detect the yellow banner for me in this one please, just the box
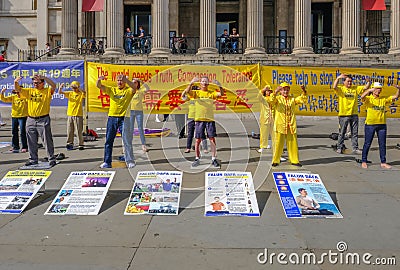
[86,62,260,113]
[261,66,400,117]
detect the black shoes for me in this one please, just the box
[25,160,38,166]
[272,163,279,167]
[291,163,302,167]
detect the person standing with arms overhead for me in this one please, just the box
[266,82,307,167]
[123,79,149,168]
[258,84,274,153]
[58,81,85,151]
[96,74,139,168]
[333,74,371,154]
[360,82,400,169]
[0,88,28,153]
[182,76,224,168]
[14,75,57,167]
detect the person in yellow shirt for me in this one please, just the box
[360,82,400,169]
[333,74,371,154]
[0,88,28,153]
[258,84,274,153]
[58,81,85,151]
[182,76,224,168]
[181,91,208,154]
[267,82,307,167]
[122,80,149,168]
[14,74,57,167]
[96,74,140,168]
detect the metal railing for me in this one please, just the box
[216,36,246,54]
[78,37,106,55]
[170,37,199,54]
[124,36,152,55]
[18,46,60,62]
[361,35,390,54]
[312,35,342,54]
[264,36,294,54]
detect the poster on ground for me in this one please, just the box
[0,170,51,214]
[205,172,260,217]
[44,171,115,215]
[273,172,342,218]
[124,171,182,215]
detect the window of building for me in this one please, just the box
[28,39,37,51]
[32,0,37,10]
[0,39,8,52]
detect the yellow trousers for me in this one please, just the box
[273,132,299,164]
[259,122,274,149]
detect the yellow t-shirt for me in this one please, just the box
[130,89,145,111]
[267,93,307,134]
[192,90,218,122]
[364,95,393,125]
[258,91,273,125]
[187,97,196,119]
[20,87,53,117]
[104,85,134,117]
[335,85,364,116]
[0,93,28,118]
[64,91,85,117]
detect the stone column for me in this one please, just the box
[103,0,124,57]
[389,0,400,54]
[340,0,362,54]
[58,0,78,55]
[150,0,170,57]
[244,0,266,55]
[292,0,313,54]
[37,0,49,51]
[197,0,218,56]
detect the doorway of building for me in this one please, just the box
[124,5,152,36]
[216,13,239,53]
[311,3,334,53]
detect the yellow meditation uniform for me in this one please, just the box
[0,93,28,118]
[103,85,134,117]
[64,91,85,117]
[335,85,365,116]
[19,88,53,117]
[192,90,218,122]
[258,91,274,149]
[364,95,393,125]
[267,93,307,164]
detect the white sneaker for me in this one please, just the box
[266,145,271,149]
[280,157,287,162]
[155,114,161,122]
[257,148,263,153]
[100,162,111,168]
[127,162,136,168]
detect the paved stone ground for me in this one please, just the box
[0,110,399,270]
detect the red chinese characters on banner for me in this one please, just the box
[97,90,110,108]
[144,90,162,111]
[215,94,231,111]
[165,89,185,110]
[234,89,253,109]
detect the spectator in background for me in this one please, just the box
[0,50,7,62]
[45,43,51,56]
[98,40,104,54]
[229,28,239,53]
[139,26,146,53]
[177,33,188,54]
[219,29,230,54]
[124,27,133,54]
